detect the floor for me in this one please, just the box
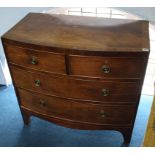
[0,85,153,147]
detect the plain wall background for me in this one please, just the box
[118,7,155,24]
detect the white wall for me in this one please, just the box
[118,7,155,24]
[0,7,51,85]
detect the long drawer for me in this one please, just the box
[18,88,136,125]
[10,66,140,103]
[5,45,66,74]
[70,55,146,79]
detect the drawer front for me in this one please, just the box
[11,66,140,103]
[70,55,146,79]
[5,45,66,74]
[19,89,135,125]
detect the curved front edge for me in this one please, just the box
[21,107,133,144]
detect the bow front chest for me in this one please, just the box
[1,13,150,143]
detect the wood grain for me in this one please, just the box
[1,13,150,144]
[70,55,147,79]
[18,88,136,125]
[5,44,66,74]
[2,13,150,52]
[10,65,141,103]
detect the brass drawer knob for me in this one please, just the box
[100,110,107,118]
[101,88,109,96]
[34,79,41,87]
[101,65,110,73]
[39,100,47,107]
[31,56,38,65]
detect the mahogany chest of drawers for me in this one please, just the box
[1,13,150,143]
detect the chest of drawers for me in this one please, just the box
[1,13,150,143]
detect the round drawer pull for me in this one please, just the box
[31,56,38,65]
[101,89,109,97]
[100,110,107,118]
[101,65,110,74]
[39,100,47,107]
[34,79,41,87]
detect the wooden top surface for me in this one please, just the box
[2,13,150,52]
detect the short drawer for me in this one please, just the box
[70,55,146,79]
[10,66,140,103]
[5,45,66,74]
[19,89,135,125]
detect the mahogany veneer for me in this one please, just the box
[1,13,150,144]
